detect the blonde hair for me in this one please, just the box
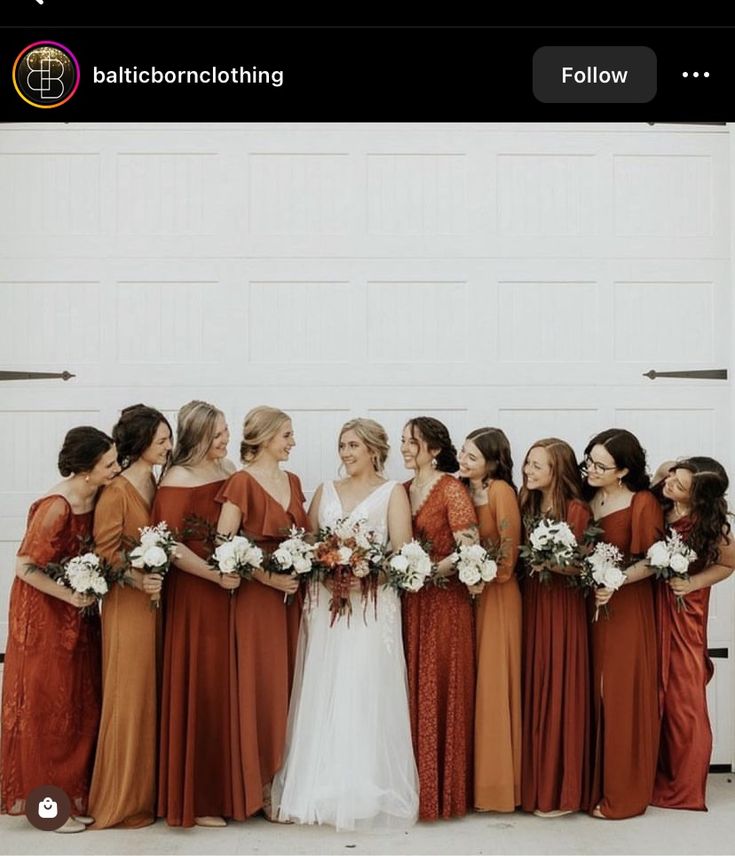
[170,400,224,468]
[241,406,291,463]
[339,418,390,473]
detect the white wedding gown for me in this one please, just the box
[271,480,419,831]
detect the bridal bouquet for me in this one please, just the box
[647,529,698,611]
[520,516,601,585]
[451,543,499,588]
[265,526,316,602]
[312,518,385,625]
[211,534,263,583]
[26,549,118,615]
[580,541,626,621]
[126,522,178,608]
[385,540,433,592]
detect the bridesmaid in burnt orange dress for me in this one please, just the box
[88,405,172,829]
[215,406,308,821]
[518,438,591,817]
[153,400,240,828]
[649,458,734,810]
[1,427,118,833]
[458,428,522,813]
[400,417,478,820]
[584,428,663,819]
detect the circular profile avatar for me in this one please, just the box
[12,41,79,108]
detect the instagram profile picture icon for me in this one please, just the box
[12,41,80,109]
[25,784,71,831]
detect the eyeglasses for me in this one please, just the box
[583,455,618,474]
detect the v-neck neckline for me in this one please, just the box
[245,470,293,514]
[331,479,392,517]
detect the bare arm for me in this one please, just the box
[386,485,412,552]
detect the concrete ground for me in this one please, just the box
[0,774,732,856]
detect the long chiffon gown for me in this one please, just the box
[88,476,158,829]
[153,479,234,826]
[521,499,591,813]
[1,496,102,816]
[402,474,477,820]
[215,469,307,820]
[652,517,735,811]
[272,480,419,831]
[474,479,522,812]
[589,490,663,819]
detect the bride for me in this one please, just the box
[271,418,419,831]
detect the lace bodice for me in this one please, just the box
[319,480,397,549]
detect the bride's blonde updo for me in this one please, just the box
[241,405,291,464]
[339,418,390,473]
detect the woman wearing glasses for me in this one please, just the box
[582,429,663,820]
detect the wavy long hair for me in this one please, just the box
[461,427,516,490]
[668,457,731,567]
[582,428,650,500]
[519,437,585,520]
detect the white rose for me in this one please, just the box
[593,566,626,590]
[214,541,236,567]
[670,553,690,575]
[467,544,486,563]
[458,564,481,586]
[91,576,108,596]
[530,531,550,550]
[80,552,99,567]
[142,545,168,568]
[390,555,410,573]
[139,530,160,549]
[417,557,432,578]
[480,559,498,582]
[337,546,353,565]
[129,546,146,569]
[403,542,424,561]
[647,541,671,568]
[273,547,292,569]
[405,574,424,592]
[293,557,312,575]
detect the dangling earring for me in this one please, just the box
[121,456,130,469]
[617,476,623,487]
[84,475,90,483]
[431,457,438,470]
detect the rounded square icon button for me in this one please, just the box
[533,46,657,103]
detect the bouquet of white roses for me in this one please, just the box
[211,534,263,585]
[312,517,385,624]
[385,540,434,592]
[647,529,697,611]
[126,521,177,608]
[264,526,315,602]
[580,541,626,620]
[520,517,578,584]
[451,543,499,589]
[26,548,118,615]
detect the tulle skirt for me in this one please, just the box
[271,584,419,832]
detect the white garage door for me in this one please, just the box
[0,122,732,765]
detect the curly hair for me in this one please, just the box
[672,457,731,567]
[112,404,172,469]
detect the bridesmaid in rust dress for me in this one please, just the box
[88,405,172,829]
[1,427,118,833]
[215,406,308,821]
[650,458,734,810]
[584,429,663,819]
[458,428,522,814]
[400,417,478,820]
[153,400,240,828]
[518,438,591,817]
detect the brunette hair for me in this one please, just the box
[112,404,172,469]
[241,406,290,464]
[671,457,731,567]
[339,418,390,473]
[583,428,650,496]
[462,427,516,490]
[58,426,114,477]
[405,417,458,473]
[170,400,224,468]
[519,437,584,520]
